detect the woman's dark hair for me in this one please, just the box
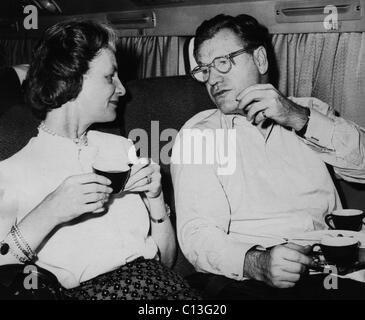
[194,14,278,86]
[26,19,117,119]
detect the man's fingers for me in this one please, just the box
[236,83,274,101]
[282,261,307,275]
[245,101,267,121]
[301,245,313,255]
[254,111,267,125]
[285,242,310,253]
[237,90,275,115]
[237,90,263,111]
[237,84,279,115]
[274,281,296,289]
[277,270,301,283]
[282,245,313,266]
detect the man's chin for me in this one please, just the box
[215,103,242,115]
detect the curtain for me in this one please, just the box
[0,38,36,67]
[1,33,364,126]
[117,36,189,81]
[272,33,365,127]
[0,36,190,80]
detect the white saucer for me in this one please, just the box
[288,230,365,248]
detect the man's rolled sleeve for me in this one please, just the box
[179,217,256,280]
[290,97,365,182]
[216,240,255,280]
[304,108,335,151]
[290,97,335,151]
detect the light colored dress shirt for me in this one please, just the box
[0,130,158,289]
[171,97,351,281]
[290,97,365,183]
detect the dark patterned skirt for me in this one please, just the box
[63,258,201,300]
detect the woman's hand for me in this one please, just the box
[36,173,113,225]
[124,158,162,199]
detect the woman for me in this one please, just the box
[0,20,199,300]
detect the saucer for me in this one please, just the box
[289,230,365,248]
[310,258,365,276]
[310,247,365,276]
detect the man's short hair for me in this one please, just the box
[26,19,117,119]
[194,14,278,85]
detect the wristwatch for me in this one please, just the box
[296,108,310,137]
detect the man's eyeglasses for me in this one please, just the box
[190,48,247,83]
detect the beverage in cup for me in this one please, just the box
[93,157,131,194]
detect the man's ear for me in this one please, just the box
[253,46,268,75]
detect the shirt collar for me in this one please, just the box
[219,110,275,142]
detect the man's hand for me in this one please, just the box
[244,243,314,288]
[236,84,309,131]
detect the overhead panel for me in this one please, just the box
[107,10,156,29]
[275,0,362,23]
[131,0,185,5]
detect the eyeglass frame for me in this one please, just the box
[190,48,248,83]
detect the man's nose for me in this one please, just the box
[114,76,126,97]
[207,67,223,86]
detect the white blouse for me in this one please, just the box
[0,129,157,289]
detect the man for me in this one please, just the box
[171,14,365,299]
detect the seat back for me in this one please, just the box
[0,103,39,161]
[121,75,215,276]
[122,75,215,207]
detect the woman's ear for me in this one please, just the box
[253,46,268,75]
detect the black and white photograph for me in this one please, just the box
[0,0,364,306]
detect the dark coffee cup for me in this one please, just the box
[312,236,360,267]
[325,209,365,231]
[93,162,131,194]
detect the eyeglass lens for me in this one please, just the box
[193,57,231,82]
